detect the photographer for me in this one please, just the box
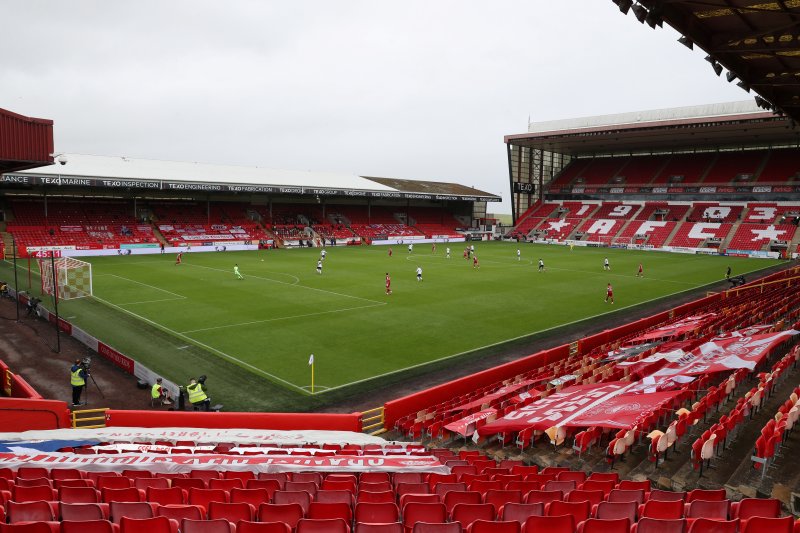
[70,359,87,406]
[186,375,210,411]
[26,296,41,317]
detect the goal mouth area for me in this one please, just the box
[38,256,93,301]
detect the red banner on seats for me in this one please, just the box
[478,382,683,435]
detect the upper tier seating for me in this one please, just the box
[756,148,800,182]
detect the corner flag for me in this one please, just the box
[309,354,315,394]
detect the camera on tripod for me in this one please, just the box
[79,357,92,374]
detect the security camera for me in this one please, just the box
[57,155,68,165]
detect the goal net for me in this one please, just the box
[38,257,93,301]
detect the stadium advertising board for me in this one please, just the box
[0,173,500,202]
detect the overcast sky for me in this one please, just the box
[3,1,748,213]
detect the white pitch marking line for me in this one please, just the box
[185,263,385,305]
[177,346,191,350]
[97,273,187,299]
[118,297,187,306]
[546,267,698,286]
[92,295,308,394]
[299,385,331,391]
[181,302,386,334]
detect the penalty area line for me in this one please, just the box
[92,295,309,394]
[180,301,387,334]
[185,262,385,305]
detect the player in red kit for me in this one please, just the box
[473,256,480,269]
[637,263,643,277]
[385,273,392,295]
[175,252,183,265]
[605,283,614,304]
[463,248,468,260]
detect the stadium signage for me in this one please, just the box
[165,182,223,191]
[0,173,500,201]
[101,179,161,189]
[0,175,31,184]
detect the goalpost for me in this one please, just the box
[38,257,93,301]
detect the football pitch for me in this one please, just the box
[0,242,784,411]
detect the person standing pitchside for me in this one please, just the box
[70,360,87,406]
[385,273,392,295]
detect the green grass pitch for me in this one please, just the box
[0,242,784,411]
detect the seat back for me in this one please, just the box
[687,519,739,533]
[295,518,350,533]
[523,514,576,533]
[257,503,305,529]
[732,499,781,519]
[579,518,630,533]
[61,520,117,533]
[119,516,177,533]
[60,503,107,521]
[634,518,686,533]
[741,516,794,533]
[685,500,730,519]
[235,521,291,533]
[7,501,55,523]
[501,502,544,523]
[595,501,637,522]
[109,502,154,524]
[608,490,645,505]
[207,501,254,522]
[156,505,205,521]
[180,519,234,533]
[354,502,400,524]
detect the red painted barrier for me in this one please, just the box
[383,344,569,429]
[0,398,71,430]
[105,409,363,432]
[1,358,43,399]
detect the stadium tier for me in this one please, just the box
[507,200,800,254]
[545,149,800,190]
[1,200,471,253]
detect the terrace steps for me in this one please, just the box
[663,221,685,247]
[721,220,744,249]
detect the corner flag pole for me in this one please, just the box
[309,354,315,395]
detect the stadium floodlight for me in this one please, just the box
[614,0,633,14]
[678,36,693,50]
[737,81,751,92]
[631,3,648,23]
[726,71,737,83]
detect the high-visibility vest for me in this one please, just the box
[71,368,85,387]
[187,383,207,404]
[151,383,162,399]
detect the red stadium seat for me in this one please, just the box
[208,479,243,491]
[109,502,154,524]
[444,492,482,515]
[7,501,55,523]
[742,517,794,533]
[257,503,304,529]
[17,468,49,480]
[272,491,311,514]
[179,519,235,533]
[687,519,739,533]
[730,499,781,519]
[501,502,544,524]
[355,502,400,524]
[119,517,178,533]
[521,514,575,533]
[60,520,118,533]
[134,478,169,491]
[0,524,60,533]
[60,486,100,503]
[577,518,630,533]
[686,490,726,503]
[354,524,403,533]
[684,500,729,520]
[12,485,57,503]
[146,487,186,506]
[567,490,604,506]
[450,503,495,529]
[188,488,229,510]
[317,490,355,506]
[608,490,645,505]
[403,503,448,531]
[411,524,462,533]
[594,501,637,522]
[358,491,396,504]
[236,521,291,533]
[469,520,520,533]
[156,505,205,522]
[231,488,273,507]
[524,490,563,505]
[102,488,143,504]
[207,501,255,522]
[98,478,132,491]
[631,518,686,533]
[649,491,686,503]
[484,490,523,513]
[547,500,591,523]
[59,503,109,521]
[308,502,352,523]
[296,518,350,533]
[640,500,685,519]
[16,478,52,488]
